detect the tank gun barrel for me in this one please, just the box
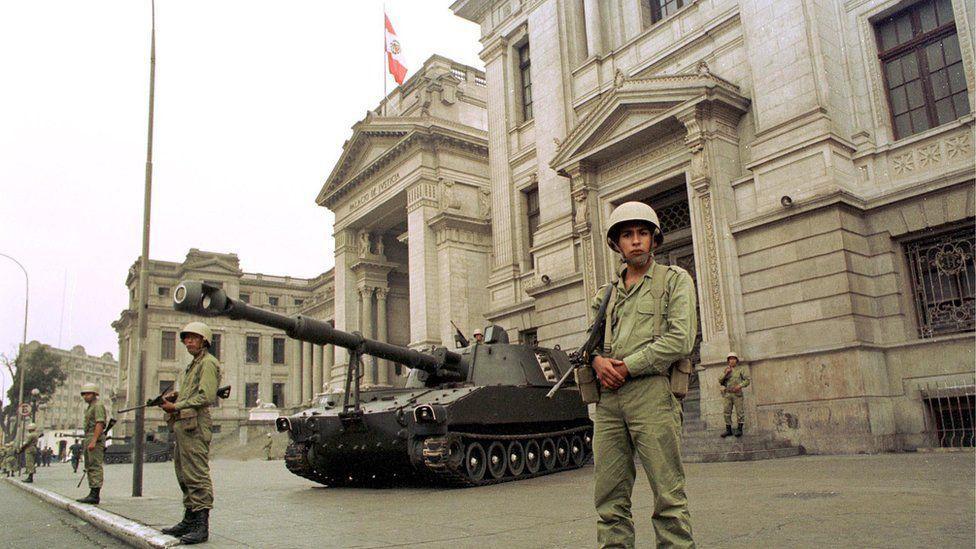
[173,280,460,375]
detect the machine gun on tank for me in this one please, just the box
[173,280,464,418]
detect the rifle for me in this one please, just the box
[77,418,116,488]
[546,283,616,400]
[116,385,231,414]
[450,320,470,348]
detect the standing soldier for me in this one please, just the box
[2,441,15,477]
[20,423,40,483]
[159,321,221,545]
[590,202,698,548]
[719,352,751,438]
[263,433,273,461]
[0,442,8,477]
[76,383,107,504]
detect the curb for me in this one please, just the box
[4,478,179,548]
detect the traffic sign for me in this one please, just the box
[18,403,30,417]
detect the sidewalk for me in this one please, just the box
[7,451,974,548]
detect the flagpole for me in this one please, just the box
[382,4,387,116]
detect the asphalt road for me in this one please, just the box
[0,475,129,548]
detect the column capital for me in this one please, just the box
[374,287,389,300]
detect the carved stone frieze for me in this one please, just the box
[407,181,438,210]
[890,131,972,176]
[699,194,725,333]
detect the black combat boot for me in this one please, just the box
[161,508,193,537]
[735,423,744,437]
[25,473,34,483]
[180,509,209,545]
[76,487,100,504]
[720,425,733,438]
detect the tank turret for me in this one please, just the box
[173,280,592,487]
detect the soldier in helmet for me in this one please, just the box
[20,423,40,483]
[589,201,698,548]
[719,351,750,438]
[76,383,107,504]
[472,328,484,344]
[158,321,221,545]
[263,433,274,460]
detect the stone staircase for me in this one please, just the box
[680,389,804,463]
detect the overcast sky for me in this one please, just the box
[0,1,482,399]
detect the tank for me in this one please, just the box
[104,435,174,464]
[173,280,592,487]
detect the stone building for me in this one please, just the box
[444,0,975,453]
[112,249,335,436]
[316,54,491,385]
[24,341,117,456]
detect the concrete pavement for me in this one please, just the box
[5,451,974,548]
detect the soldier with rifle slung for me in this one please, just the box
[157,321,222,545]
[20,423,40,483]
[76,383,107,504]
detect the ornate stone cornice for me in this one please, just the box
[550,70,750,176]
[319,119,489,209]
[428,211,492,247]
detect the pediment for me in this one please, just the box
[551,71,750,175]
[319,122,409,202]
[181,258,242,276]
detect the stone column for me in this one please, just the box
[289,339,301,406]
[406,180,442,348]
[331,228,361,393]
[323,344,335,391]
[582,0,604,58]
[312,345,323,399]
[375,288,389,385]
[359,286,376,382]
[566,161,606,321]
[302,341,313,404]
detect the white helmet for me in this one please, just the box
[180,321,213,347]
[606,201,663,252]
[80,383,99,395]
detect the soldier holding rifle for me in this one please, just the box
[76,383,107,504]
[587,202,698,548]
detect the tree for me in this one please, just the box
[2,345,67,439]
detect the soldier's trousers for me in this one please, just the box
[172,412,214,511]
[723,393,745,425]
[593,374,694,549]
[84,443,105,488]
[25,451,36,475]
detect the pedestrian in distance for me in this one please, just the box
[589,201,698,548]
[76,383,107,504]
[719,352,751,438]
[69,440,83,473]
[264,433,274,460]
[158,321,222,545]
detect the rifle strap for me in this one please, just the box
[602,283,618,355]
[602,261,672,356]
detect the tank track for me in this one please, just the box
[419,425,593,487]
[284,441,335,485]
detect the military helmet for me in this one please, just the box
[80,383,99,395]
[267,433,272,438]
[27,423,36,431]
[727,351,740,361]
[179,321,213,346]
[606,201,664,251]
[473,328,483,336]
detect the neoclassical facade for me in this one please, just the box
[316,55,491,386]
[112,249,335,436]
[447,0,975,452]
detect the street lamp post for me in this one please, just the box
[0,253,29,459]
[30,388,40,422]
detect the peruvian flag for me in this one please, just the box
[385,13,407,85]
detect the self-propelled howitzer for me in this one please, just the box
[173,280,592,487]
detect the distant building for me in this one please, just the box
[112,249,334,437]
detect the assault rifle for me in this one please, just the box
[546,283,616,400]
[450,320,469,348]
[116,385,231,414]
[77,418,116,488]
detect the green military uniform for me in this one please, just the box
[83,400,107,489]
[721,365,750,428]
[22,429,39,479]
[2,442,15,476]
[0,443,8,476]
[171,351,221,512]
[263,436,273,460]
[591,261,698,548]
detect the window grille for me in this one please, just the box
[246,336,260,363]
[245,383,259,408]
[272,337,286,364]
[210,333,222,360]
[921,384,975,448]
[647,0,685,25]
[525,187,540,248]
[656,200,692,234]
[161,331,176,360]
[904,225,975,337]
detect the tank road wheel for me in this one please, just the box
[556,436,571,468]
[540,438,557,471]
[524,440,541,474]
[570,435,585,467]
[464,442,487,482]
[487,441,507,479]
[507,441,526,477]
